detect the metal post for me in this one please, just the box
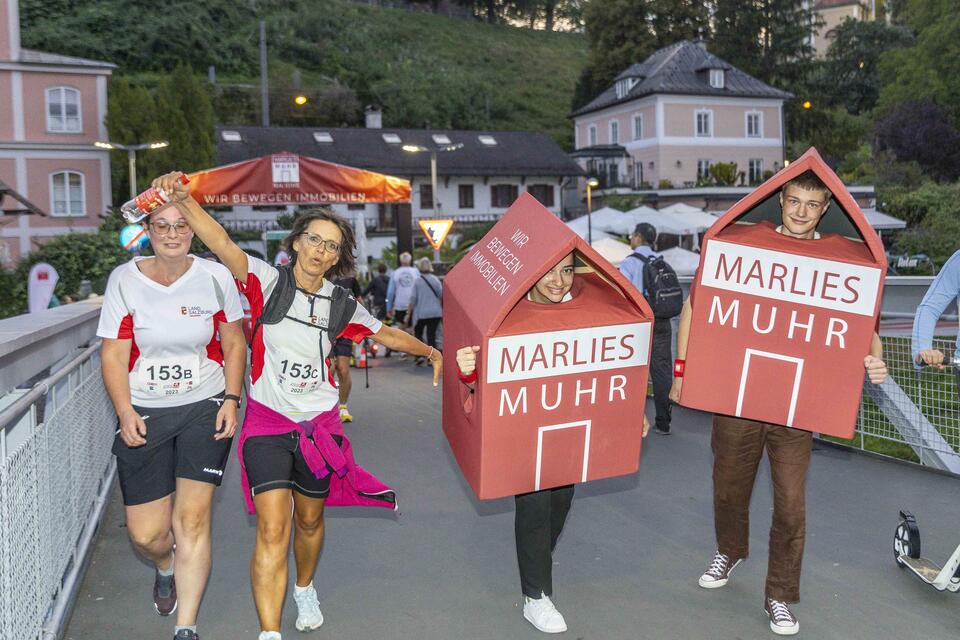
[127,149,137,200]
[586,183,593,245]
[259,20,270,127]
[431,151,440,262]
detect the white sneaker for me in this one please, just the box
[293,583,324,631]
[522,593,567,634]
[258,632,281,640]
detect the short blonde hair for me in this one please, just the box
[416,257,434,273]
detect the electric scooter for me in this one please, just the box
[894,510,960,592]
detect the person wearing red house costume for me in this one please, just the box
[669,171,887,636]
[456,252,651,634]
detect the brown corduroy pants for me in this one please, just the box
[712,414,813,602]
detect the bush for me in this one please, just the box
[708,162,739,186]
[0,225,130,319]
[657,179,673,189]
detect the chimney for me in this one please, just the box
[365,105,382,129]
[1,0,22,62]
[695,29,707,51]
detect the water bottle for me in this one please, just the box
[120,174,190,224]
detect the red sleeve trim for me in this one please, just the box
[117,315,140,372]
[339,322,375,344]
[458,370,478,384]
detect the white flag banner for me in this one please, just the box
[28,263,59,313]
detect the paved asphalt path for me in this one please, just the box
[66,356,959,639]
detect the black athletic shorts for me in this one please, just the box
[242,430,334,500]
[332,337,353,358]
[113,394,232,506]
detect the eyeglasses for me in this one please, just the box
[300,232,340,254]
[149,220,191,235]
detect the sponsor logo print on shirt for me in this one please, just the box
[203,467,224,477]
[180,305,216,318]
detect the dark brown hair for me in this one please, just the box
[281,208,356,279]
[783,170,831,198]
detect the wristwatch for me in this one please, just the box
[223,394,242,407]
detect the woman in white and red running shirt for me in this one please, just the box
[150,172,442,640]
[98,202,246,640]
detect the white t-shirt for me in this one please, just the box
[97,256,244,408]
[390,266,420,311]
[240,255,382,420]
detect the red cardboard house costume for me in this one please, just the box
[443,193,653,500]
[679,148,886,438]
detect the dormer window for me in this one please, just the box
[221,130,242,142]
[615,78,638,99]
[709,69,725,89]
[382,133,402,144]
[313,131,333,143]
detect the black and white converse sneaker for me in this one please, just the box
[765,598,799,635]
[698,551,743,588]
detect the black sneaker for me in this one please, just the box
[153,570,177,616]
[174,630,198,640]
[698,551,742,588]
[764,598,799,635]
[655,426,672,435]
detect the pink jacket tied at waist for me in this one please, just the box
[237,398,398,514]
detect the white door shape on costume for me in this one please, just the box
[535,420,591,491]
[735,349,804,427]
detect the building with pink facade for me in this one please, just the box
[0,0,115,266]
[570,40,791,195]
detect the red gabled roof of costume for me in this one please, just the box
[445,192,650,337]
[186,152,411,205]
[705,147,886,267]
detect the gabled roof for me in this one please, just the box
[572,41,792,118]
[215,126,584,178]
[18,48,117,69]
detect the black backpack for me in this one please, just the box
[630,252,683,319]
[252,265,358,344]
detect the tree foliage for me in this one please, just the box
[878,0,960,128]
[0,218,131,319]
[820,18,914,114]
[889,183,960,266]
[105,67,216,203]
[874,101,960,182]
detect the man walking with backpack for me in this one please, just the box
[620,222,683,435]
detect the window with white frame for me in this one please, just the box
[50,171,85,216]
[633,114,643,140]
[746,111,762,138]
[697,160,711,180]
[695,110,713,137]
[610,120,619,144]
[748,159,764,184]
[588,125,597,147]
[46,87,81,133]
[709,69,725,89]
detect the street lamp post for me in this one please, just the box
[586,177,600,245]
[402,142,463,262]
[95,140,169,200]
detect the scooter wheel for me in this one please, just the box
[894,512,921,566]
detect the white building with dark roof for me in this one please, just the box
[570,40,792,192]
[214,119,584,237]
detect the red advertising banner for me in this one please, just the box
[442,193,654,499]
[186,153,411,206]
[678,148,886,438]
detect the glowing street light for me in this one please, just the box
[802,100,812,110]
[95,140,170,200]
[294,95,308,106]
[403,142,464,260]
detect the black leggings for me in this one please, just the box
[414,317,441,349]
[515,485,575,598]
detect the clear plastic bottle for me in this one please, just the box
[120,174,189,223]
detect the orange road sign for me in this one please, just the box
[419,218,454,250]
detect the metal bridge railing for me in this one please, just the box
[848,336,960,473]
[0,341,116,640]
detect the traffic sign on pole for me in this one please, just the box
[418,218,454,250]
